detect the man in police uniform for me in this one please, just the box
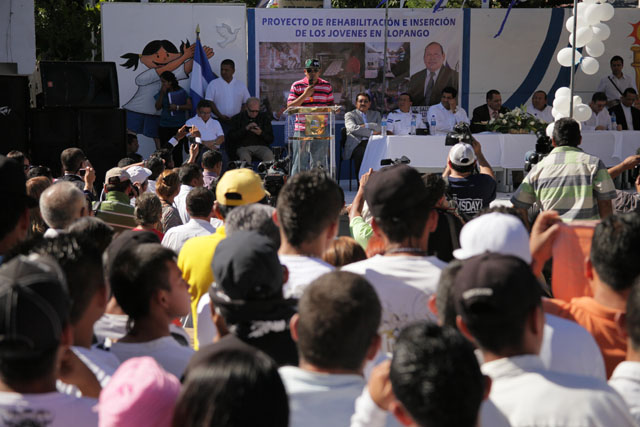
[386,93,425,135]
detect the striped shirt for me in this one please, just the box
[93,191,136,233]
[511,146,616,221]
[287,77,334,131]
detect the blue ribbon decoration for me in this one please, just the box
[494,0,518,38]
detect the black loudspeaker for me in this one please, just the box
[39,61,119,108]
[0,75,30,155]
[30,108,78,177]
[79,108,126,186]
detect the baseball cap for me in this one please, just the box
[0,155,37,208]
[104,230,160,276]
[449,143,477,167]
[364,164,434,219]
[211,231,283,304]
[99,357,180,427]
[216,169,268,207]
[452,253,542,323]
[0,254,70,358]
[105,167,131,184]
[127,166,152,185]
[304,58,320,69]
[453,212,532,264]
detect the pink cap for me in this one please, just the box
[98,357,181,427]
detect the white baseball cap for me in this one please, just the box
[449,143,477,167]
[453,212,532,264]
[127,166,152,184]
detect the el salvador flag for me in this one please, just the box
[190,38,217,116]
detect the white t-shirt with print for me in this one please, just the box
[0,391,97,427]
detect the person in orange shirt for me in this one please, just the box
[544,213,640,377]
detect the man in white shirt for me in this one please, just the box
[609,88,640,130]
[583,92,613,131]
[174,163,205,224]
[386,93,425,136]
[427,86,459,135]
[186,100,224,151]
[205,59,250,125]
[453,253,636,426]
[40,182,89,238]
[449,94,470,125]
[0,255,98,425]
[162,187,216,253]
[527,90,554,123]
[609,277,640,424]
[279,271,381,427]
[597,55,637,107]
[275,170,342,299]
[342,164,446,354]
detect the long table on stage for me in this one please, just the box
[359,132,640,188]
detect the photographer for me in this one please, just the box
[228,97,274,164]
[443,138,496,219]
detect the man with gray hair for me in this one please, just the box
[228,97,274,163]
[40,182,88,238]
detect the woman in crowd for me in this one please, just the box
[156,169,182,233]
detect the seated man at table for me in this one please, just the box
[427,86,460,135]
[344,93,382,178]
[443,139,496,219]
[583,92,614,131]
[227,97,275,163]
[386,93,426,136]
[609,88,640,131]
[527,90,554,123]
[186,100,225,151]
[471,89,510,133]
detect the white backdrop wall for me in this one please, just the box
[0,0,36,74]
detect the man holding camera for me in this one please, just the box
[228,97,275,164]
[443,138,496,219]
[511,117,616,221]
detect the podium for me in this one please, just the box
[284,106,340,178]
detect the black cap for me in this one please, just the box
[211,231,283,303]
[0,155,37,208]
[452,253,542,323]
[0,254,70,358]
[105,230,160,274]
[364,164,433,219]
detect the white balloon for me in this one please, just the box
[573,95,583,105]
[584,4,602,25]
[591,23,611,41]
[552,107,568,120]
[574,103,592,122]
[583,0,597,4]
[566,16,576,33]
[581,56,600,75]
[585,39,605,57]
[573,2,587,17]
[553,95,570,110]
[546,122,555,138]
[557,48,582,67]
[569,27,594,47]
[555,87,571,99]
[598,2,614,21]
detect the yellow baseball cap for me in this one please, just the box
[216,169,268,206]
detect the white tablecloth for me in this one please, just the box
[359,131,640,177]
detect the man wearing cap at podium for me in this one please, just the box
[287,58,335,175]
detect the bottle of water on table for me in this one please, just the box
[430,114,437,135]
[410,114,417,135]
[611,113,617,131]
[381,116,387,137]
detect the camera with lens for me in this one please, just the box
[524,131,553,172]
[227,160,251,170]
[257,157,290,206]
[445,122,473,146]
[380,155,411,166]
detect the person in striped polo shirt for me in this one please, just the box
[511,117,616,221]
[287,58,335,175]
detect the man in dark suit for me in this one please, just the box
[470,89,510,133]
[408,42,459,107]
[609,88,640,130]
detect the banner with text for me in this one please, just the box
[255,9,462,121]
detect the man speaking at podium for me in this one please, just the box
[287,58,335,175]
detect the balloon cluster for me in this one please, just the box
[547,0,614,137]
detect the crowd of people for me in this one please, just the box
[3,51,640,427]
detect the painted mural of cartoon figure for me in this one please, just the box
[120,39,214,149]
